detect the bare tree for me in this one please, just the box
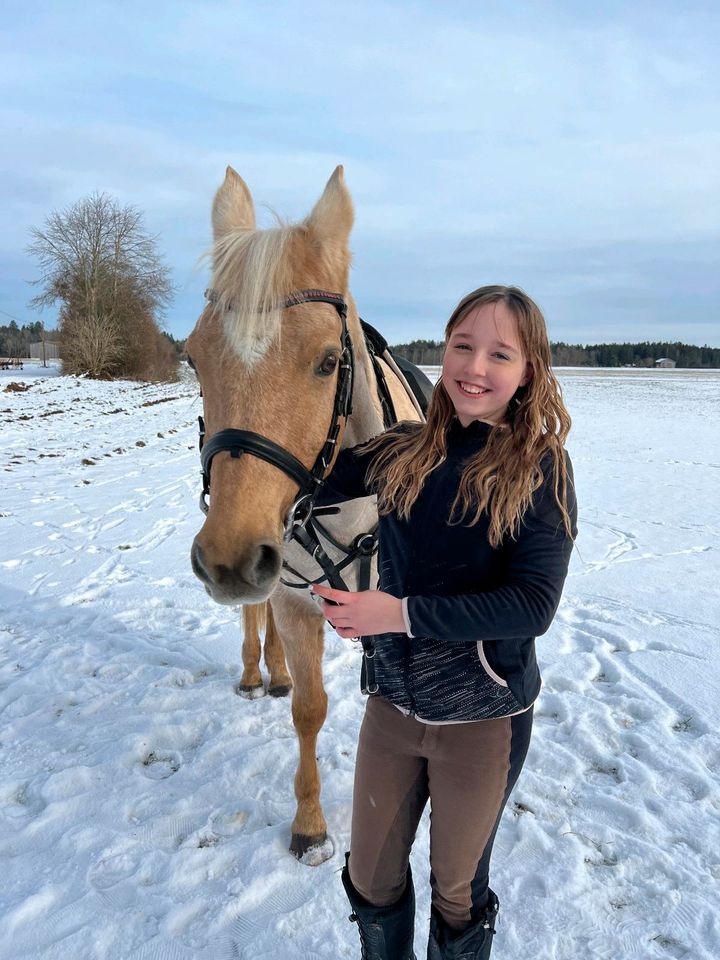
[27,193,175,379]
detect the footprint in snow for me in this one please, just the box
[136,813,202,850]
[88,850,140,908]
[127,941,199,960]
[140,751,181,780]
[219,882,314,958]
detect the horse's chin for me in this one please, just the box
[203,582,274,606]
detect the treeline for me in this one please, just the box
[161,331,186,356]
[0,320,59,358]
[0,321,184,364]
[552,341,720,367]
[391,339,720,368]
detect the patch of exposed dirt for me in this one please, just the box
[140,396,180,407]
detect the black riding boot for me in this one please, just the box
[427,890,499,960]
[341,853,417,960]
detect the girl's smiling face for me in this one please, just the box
[442,300,533,426]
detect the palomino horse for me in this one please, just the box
[186,166,421,864]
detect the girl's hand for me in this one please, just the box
[311,584,406,638]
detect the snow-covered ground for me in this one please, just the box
[1,363,718,960]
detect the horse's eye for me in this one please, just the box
[318,353,338,376]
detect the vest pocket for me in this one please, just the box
[476,641,508,687]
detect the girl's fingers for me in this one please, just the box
[312,585,358,608]
[321,614,356,636]
[313,589,361,635]
[311,584,346,602]
[327,616,353,629]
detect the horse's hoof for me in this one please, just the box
[268,683,292,698]
[290,832,334,866]
[235,682,265,699]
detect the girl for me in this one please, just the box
[311,285,577,960]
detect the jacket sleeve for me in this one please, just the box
[313,444,377,506]
[405,455,578,643]
[314,422,419,506]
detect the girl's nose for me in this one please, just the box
[466,352,487,377]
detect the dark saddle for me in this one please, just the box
[393,353,434,417]
[360,319,434,418]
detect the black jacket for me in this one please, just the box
[316,419,577,721]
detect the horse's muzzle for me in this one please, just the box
[191,539,282,604]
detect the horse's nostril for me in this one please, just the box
[191,542,210,584]
[255,542,281,582]
[192,539,281,599]
[252,543,281,586]
[237,541,281,589]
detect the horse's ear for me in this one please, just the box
[306,166,354,246]
[212,166,256,239]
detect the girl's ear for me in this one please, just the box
[520,363,534,387]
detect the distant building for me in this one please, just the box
[30,340,61,361]
[655,358,676,368]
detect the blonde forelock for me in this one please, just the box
[210,225,296,365]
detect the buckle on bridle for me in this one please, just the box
[354,532,377,556]
[283,493,314,542]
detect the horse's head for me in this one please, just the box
[187,166,355,604]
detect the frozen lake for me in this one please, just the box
[1,365,718,959]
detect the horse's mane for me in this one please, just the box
[211,224,296,365]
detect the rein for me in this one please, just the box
[197,286,396,694]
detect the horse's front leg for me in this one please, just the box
[236,603,265,698]
[271,598,332,865]
[264,603,293,698]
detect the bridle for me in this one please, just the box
[198,288,355,546]
[193,279,430,690]
[196,286,382,692]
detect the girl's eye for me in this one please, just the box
[318,354,338,376]
[494,353,510,361]
[454,343,471,351]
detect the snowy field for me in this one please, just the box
[1,362,719,960]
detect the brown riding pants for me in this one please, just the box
[348,695,534,930]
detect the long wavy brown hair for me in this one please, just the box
[362,285,575,547]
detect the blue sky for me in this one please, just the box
[2,0,718,346]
